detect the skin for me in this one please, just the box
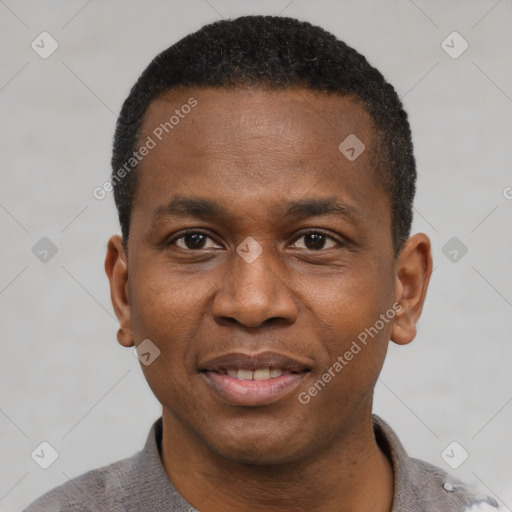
[105,87,432,511]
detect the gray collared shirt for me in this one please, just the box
[24,415,501,511]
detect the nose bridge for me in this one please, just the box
[212,238,298,327]
[234,242,278,298]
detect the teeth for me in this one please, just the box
[237,369,253,381]
[253,368,271,380]
[224,368,284,380]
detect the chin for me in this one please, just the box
[200,421,313,466]
[213,443,302,466]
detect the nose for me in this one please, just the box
[211,244,299,328]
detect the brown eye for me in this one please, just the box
[292,231,339,250]
[172,232,220,250]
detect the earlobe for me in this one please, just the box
[390,233,432,346]
[104,235,134,347]
[390,307,417,345]
[116,328,133,348]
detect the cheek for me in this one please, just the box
[128,259,213,340]
[127,265,215,407]
[318,298,391,382]
[306,263,394,387]
[300,297,391,429]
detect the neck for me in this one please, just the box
[160,407,394,512]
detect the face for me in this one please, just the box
[106,87,431,465]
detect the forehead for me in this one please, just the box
[131,87,388,238]
[140,87,376,158]
[136,87,379,191]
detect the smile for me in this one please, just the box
[199,351,312,406]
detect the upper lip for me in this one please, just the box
[199,351,312,373]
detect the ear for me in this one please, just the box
[391,233,433,346]
[104,235,134,347]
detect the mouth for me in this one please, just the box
[199,351,312,407]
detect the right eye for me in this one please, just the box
[168,231,221,250]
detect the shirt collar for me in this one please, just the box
[372,414,430,511]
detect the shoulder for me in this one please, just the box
[24,418,194,511]
[406,456,503,512]
[23,454,137,512]
[371,415,503,512]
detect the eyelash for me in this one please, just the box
[167,229,344,250]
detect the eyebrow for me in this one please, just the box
[152,195,360,226]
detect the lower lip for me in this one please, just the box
[201,371,308,407]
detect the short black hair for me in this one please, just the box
[111,15,416,254]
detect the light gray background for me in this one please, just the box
[1,1,511,510]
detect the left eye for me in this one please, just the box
[172,232,220,250]
[291,232,339,250]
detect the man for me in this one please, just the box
[25,15,501,512]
